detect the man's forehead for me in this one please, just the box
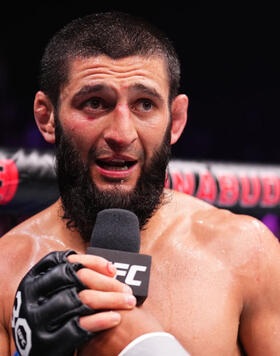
[66,54,169,85]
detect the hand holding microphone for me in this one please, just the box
[86,209,152,305]
[11,209,147,356]
[12,209,190,356]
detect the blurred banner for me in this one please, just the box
[1,147,280,216]
[0,148,58,214]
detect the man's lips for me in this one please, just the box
[95,156,138,179]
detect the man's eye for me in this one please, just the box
[85,98,104,109]
[135,99,154,112]
[142,100,153,111]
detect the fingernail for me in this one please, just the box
[111,312,121,324]
[107,262,116,276]
[126,294,136,307]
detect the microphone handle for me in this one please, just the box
[86,247,152,305]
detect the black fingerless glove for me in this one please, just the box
[12,250,94,356]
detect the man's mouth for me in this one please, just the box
[94,157,139,180]
[96,159,137,171]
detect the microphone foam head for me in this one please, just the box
[90,209,140,253]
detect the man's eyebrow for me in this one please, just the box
[71,83,164,103]
[72,84,113,102]
[130,83,164,102]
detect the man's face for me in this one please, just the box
[53,55,180,241]
[57,55,172,193]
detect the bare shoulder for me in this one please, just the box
[163,189,280,271]
[0,202,70,281]
[1,213,45,279]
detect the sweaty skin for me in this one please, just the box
[1,192,280,355]
[1,55,280,355]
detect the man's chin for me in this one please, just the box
[94,180,137,194]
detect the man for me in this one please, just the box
[1,11,280,356]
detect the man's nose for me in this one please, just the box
[103,104,137,151]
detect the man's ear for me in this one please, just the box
[170,94,189,145]
[34,91,56,144]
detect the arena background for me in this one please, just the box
[1,4,280,237]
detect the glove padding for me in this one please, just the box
[12,250,94,356]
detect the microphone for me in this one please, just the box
[86,209,152,305]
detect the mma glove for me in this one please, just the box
[12,250,94,356]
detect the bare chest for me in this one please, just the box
[144,249,243,355]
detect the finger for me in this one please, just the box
[33,263,85,297]
[68,254,116,277]
[35,287,92,328]
[79,289,136,310]
[79,311,121,332]
[30,250,76,276]
[76,267,132,294]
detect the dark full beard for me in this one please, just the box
[55,118,171,242]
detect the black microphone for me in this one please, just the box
[86,209,152,305]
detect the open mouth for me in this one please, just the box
[96,159,137,171]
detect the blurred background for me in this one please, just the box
[1,4,280,235]
[1,4,280,162]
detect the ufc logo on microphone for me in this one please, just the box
[114,262,147,286]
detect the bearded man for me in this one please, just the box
[1,12,280,356]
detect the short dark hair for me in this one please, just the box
[39,11,181,108]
